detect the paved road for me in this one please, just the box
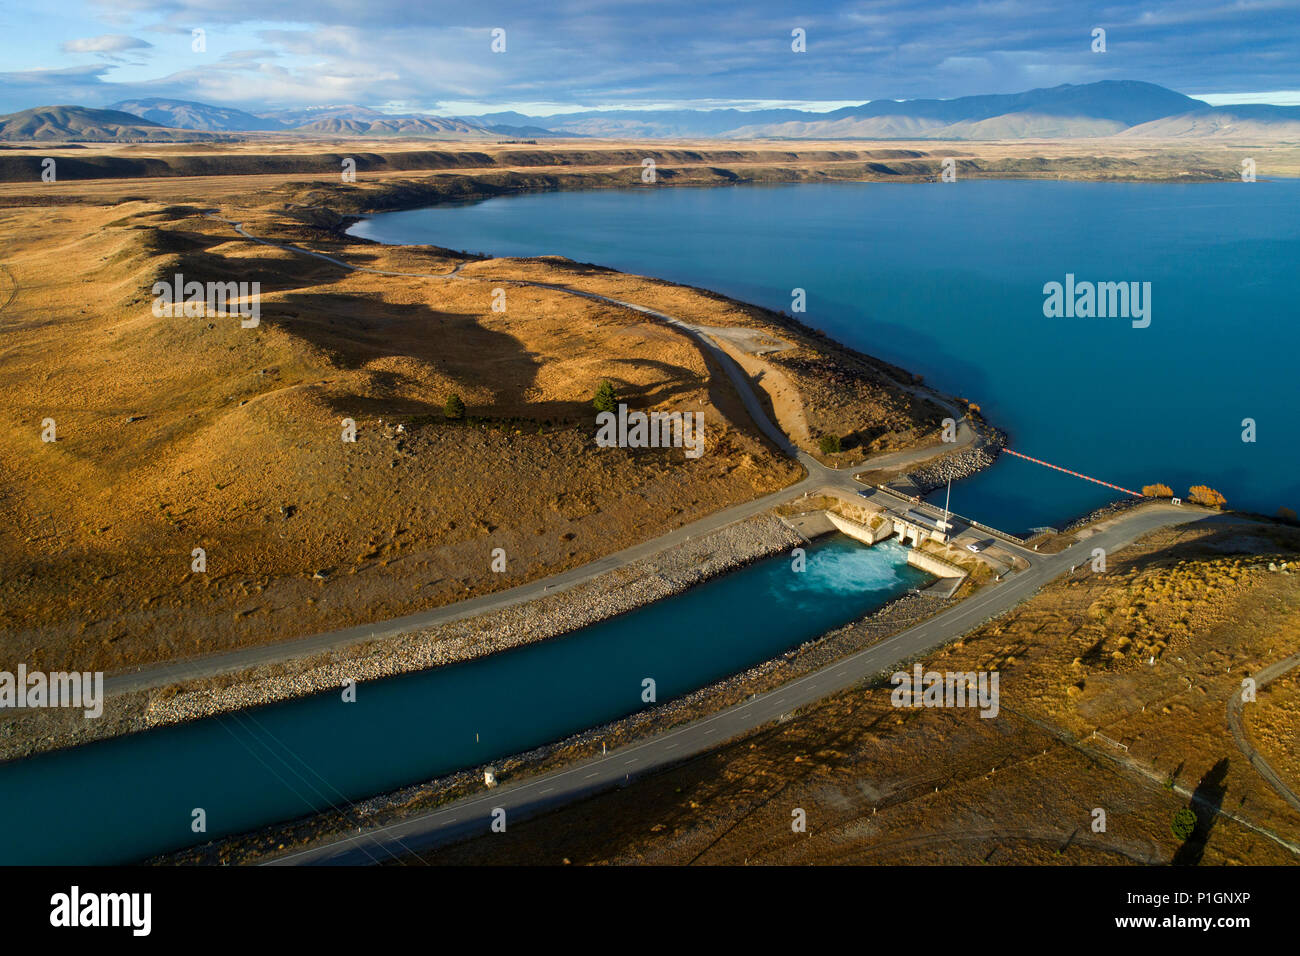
[108,476,823,695]
[181,217,1209,867]
[269,502,1205,865]
[108,219,974,696]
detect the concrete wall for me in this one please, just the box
[906,548,968,582]
[892,518,950,548]
[783,511,835,541]
[826,510,893,545]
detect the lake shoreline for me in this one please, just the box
[343,176,1298,531]
[2,181,997,764]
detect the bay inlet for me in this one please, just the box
[349,179,1300,532]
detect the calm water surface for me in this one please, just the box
[351,180,1300,532]
[0,536,924,864]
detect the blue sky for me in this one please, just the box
[1,0,1297,115]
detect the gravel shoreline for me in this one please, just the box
[898,423,1007,495]
[1061,495,1153,532]
[1,512,805,760]
[147,514,805,725]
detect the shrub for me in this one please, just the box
[818,434,842,455]
[592,380,618,414]
[1278,506,1298,524]
[444,394,466,420]
[1142,483,1174,498]
[1171,807,1197,841]
[1187,485,1227,509]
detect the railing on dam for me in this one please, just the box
[870,484,1029,547]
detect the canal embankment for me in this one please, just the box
[1,513,813,762]
[161,559,957,866]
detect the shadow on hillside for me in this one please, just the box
[1122,520,1300,571]
[149,219,746,428]
[1173,758,1230,866]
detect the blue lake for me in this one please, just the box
[350,180,1300,533]
[0,536,925,864]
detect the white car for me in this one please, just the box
[967,541,984,553]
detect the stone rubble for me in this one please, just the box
[160,559,955,863]
[144,515,805,730]
[897,424,1007,496]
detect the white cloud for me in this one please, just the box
[61,34,153,54]
[1194,90,1300,106]
[6,1,1298,113]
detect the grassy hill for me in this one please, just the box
[0,105,226,142]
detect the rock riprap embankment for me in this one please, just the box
[145,515,804,728]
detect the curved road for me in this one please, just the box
[1227,650,1300,813]
[107,218,973,696]
[183,215,1208,867]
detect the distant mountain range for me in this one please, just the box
[461,107,812,138]
[0,99,555,142]
[0,105,225,142]
[109,98,286,132]
[473,81,1205,138]
[252,104,559,138]
[3,82,1299,142]
[470,82,1300,140]
[102,99,561,138]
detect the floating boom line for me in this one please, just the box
[1002,449,1143,497]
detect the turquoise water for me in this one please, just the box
[0,536,926,864]
[350,181,1300,533]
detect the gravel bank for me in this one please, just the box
[160,584,955,864]
[1062,495,1153,532]
[896,424,1007,495]
[1,513,804,760]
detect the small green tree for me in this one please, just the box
[444,394,466,420]
[818,434,842,455]
[593,380,618,414]
[1171,807,1197,841]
